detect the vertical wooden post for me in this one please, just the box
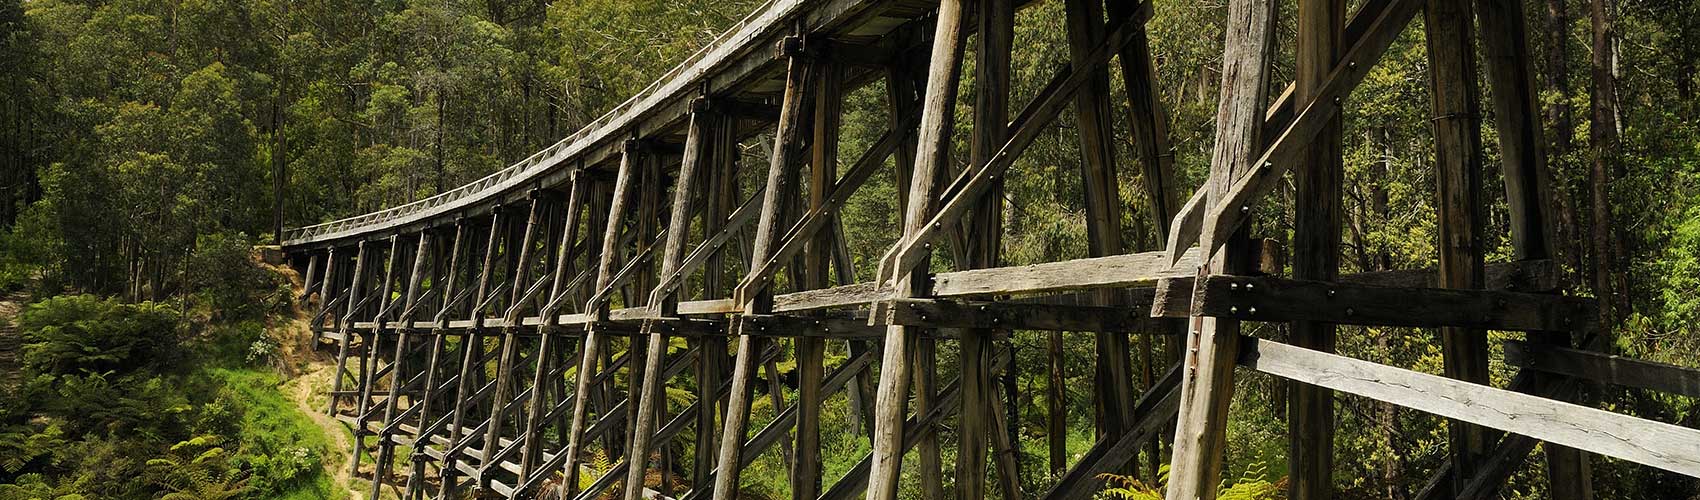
[370,232,433,500]
[350,236,401,478]
[562,142,640,492]
[1476,0,1592,496]
[1289,0,1344,497]
[627,106,712,500]
[1424,0,1491,491]
[1105,1,1183,475]
[522,179,585,482]
[1164,0,1274,497]
[868,1,967,498]
[695,111,736,490]
[301,252,322,309]
[314,247,338,341]
[481,197,545,475]
[405,221,464,500]
[1066,0,1137,452]
[438,208,507,498]
[712,34,813,499]
[794,54,841,500]
[962,0,1013,497]
[1047,329,1067,475]
[328,241,369,415]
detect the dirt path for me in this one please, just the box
[0,291,27,390]
[286,359,366,499]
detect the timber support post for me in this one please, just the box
[277,1,1697,499]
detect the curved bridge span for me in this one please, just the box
[282,0,1700,498]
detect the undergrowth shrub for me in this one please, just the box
[19,295,180,376]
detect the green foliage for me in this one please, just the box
[19,295,179,376]
[1096,472,1163,500]
[188,233,294,324]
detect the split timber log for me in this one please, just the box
[1506,340,1700,398]
[1240,337,1700,477]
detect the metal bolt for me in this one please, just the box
[1345,307,1355,316]
[1241,205,1250,213]
[1246,283,1255,291]
[1248,307,1257,315]
[1333,96,1342,105]
[1231,283,1241,291]
[1264,161,1274,170]
[1230,306,1239,314]
[1349,61,1359,70]
[1328,289,1336,298]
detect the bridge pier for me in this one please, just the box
[282,0,1700,499]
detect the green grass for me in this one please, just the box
[201,367,348,500]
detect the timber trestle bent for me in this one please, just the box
[284,0,1700,498]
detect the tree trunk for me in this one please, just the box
[1589,0,1620,335]
[1545,0,1585,285]
[436,93,447,194]
[272,90,287,243]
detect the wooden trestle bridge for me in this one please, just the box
[281,0,1700,498]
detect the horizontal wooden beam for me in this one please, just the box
[1151,259,1563,317]
[1170,273,1591,332]
[880,298,1168,332]
[1239,337,1700,477]
[930,247,1200,298]
[1506,340,1700,398]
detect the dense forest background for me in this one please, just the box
[0,0,1698,498]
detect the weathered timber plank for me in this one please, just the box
[1506,340,1700,398]
[1240,337,1700,477]
[931,247,1200,297]
[1187,274,1592,331]
[1162,0,1273,494]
